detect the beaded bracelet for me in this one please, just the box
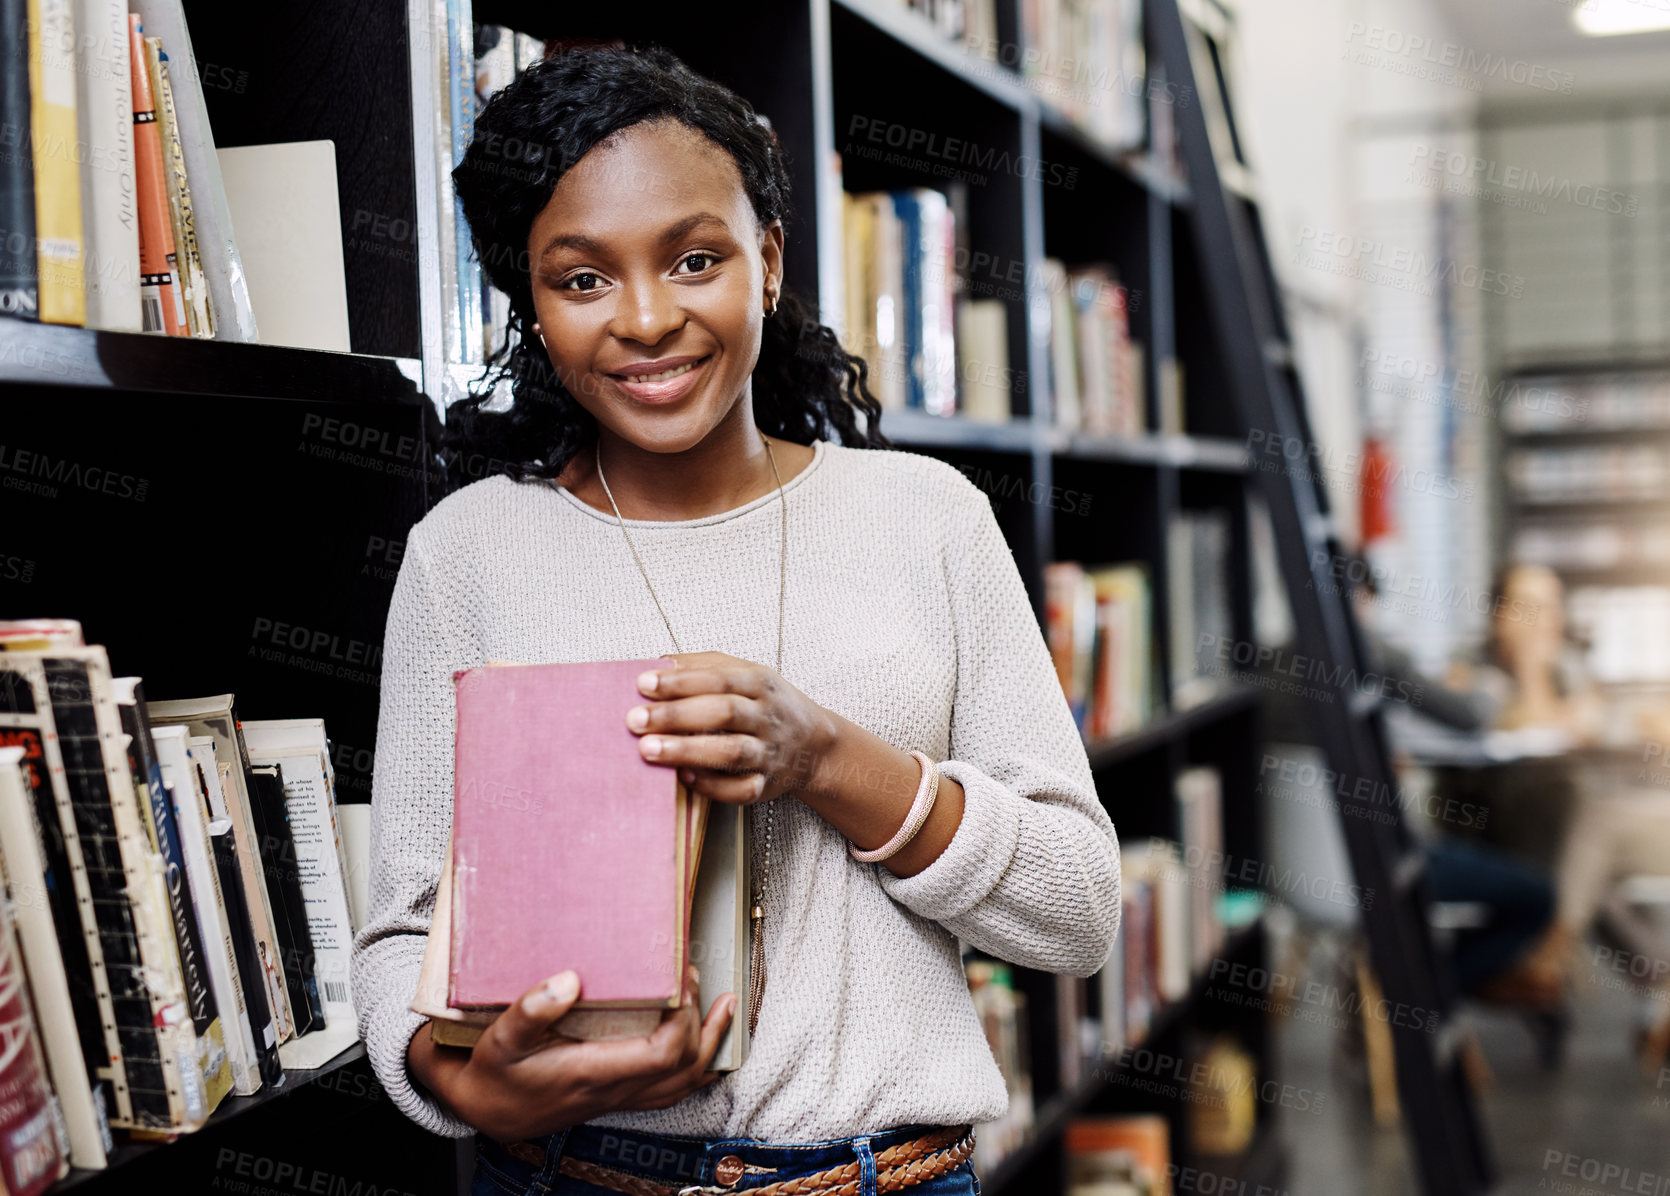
[848,750,940,863]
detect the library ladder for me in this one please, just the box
[1147,0,1496,1192]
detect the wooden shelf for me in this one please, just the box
[981,920,1266,1193]
[1084,688,1260,770]
[52,1043,367,1191]
[0,322,426,406]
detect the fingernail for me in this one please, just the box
[627,706,649,731]
[642,736,662,759]
[638,671,660,694]
[548,972,578,1003]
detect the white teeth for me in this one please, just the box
[630,361,697,384]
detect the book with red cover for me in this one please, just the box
[128,15,184,335]
[449,658,688,1010]
[0,806,70,1195]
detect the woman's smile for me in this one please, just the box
[606,354,713,405]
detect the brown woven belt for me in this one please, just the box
[547,1124,976,1196]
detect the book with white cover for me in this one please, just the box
[216,142,350,352]
[127,0,259,341]
[0,749,109,1169]
[73,0,140,330]
[147,695,295,1044]
[153,727,259,1096]
[240,720,359,1068]
[338,802,370,934]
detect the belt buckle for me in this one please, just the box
[677,1152,757,1194]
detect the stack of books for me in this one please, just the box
[1041,259,1144,437]
[410,660,751,1071]
[0,619,364,1179]
[1044,560,1155,742]
[0,0,256,338]
[1020,0,1147,151]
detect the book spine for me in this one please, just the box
[44,654,204,1130]
[72,0,140,331]
[127,0,258,340]
[26,0,85,324]
[249,748,355,1028]
[176,741,258,1096]
[892,191,923,409]
[447,0,481,364]
[0,0,39,320]
[0,753,107,1169]
[247,767,324,1036]
[431,0,460,371]
[127,14,183,334]
[210,821,282,1088]
[117,700,231,1112]
[204,753,294,1046]
[0,661,128,1127]
[152,49,212,337]
[0,867,69,1196]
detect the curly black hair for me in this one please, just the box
[444,42,891,485]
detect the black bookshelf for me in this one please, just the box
[0,0,1299,1193]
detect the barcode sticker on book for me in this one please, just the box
[140,291,162,332]
[322,981,348,1005]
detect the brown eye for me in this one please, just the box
[561,271,604,292]
[675,253,718,275]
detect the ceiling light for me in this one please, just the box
[1574,0,1670,37]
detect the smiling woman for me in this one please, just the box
[350,42,1119,1196]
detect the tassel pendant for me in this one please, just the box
[748,903,765,1037]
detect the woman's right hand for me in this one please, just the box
[407,964,736,1141]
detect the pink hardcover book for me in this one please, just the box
[449,658,685,1009]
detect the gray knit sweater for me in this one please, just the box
[352,436,1122,1141]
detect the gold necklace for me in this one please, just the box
[593,433,786,1040]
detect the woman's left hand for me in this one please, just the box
[626,651,838,805]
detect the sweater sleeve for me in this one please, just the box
[350,528,478,1138]
[876,477,1121,978]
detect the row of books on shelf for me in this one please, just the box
[1515,519,1670,573]
[0,0,257,338]
[1045,529,1230,745]
[1045,561,1156,740]
[966,768,1231,1176]
[884,0,1150,154]
[1503,371,1670,433]
[0,620,366,1191]
[840,186,1166,436]
[1065,1054,1266,1196]
[1507,445,1670,505]
[1567,586,1670,685]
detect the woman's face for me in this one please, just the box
[526,119,784,454]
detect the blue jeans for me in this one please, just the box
[470,1120,982,1196]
